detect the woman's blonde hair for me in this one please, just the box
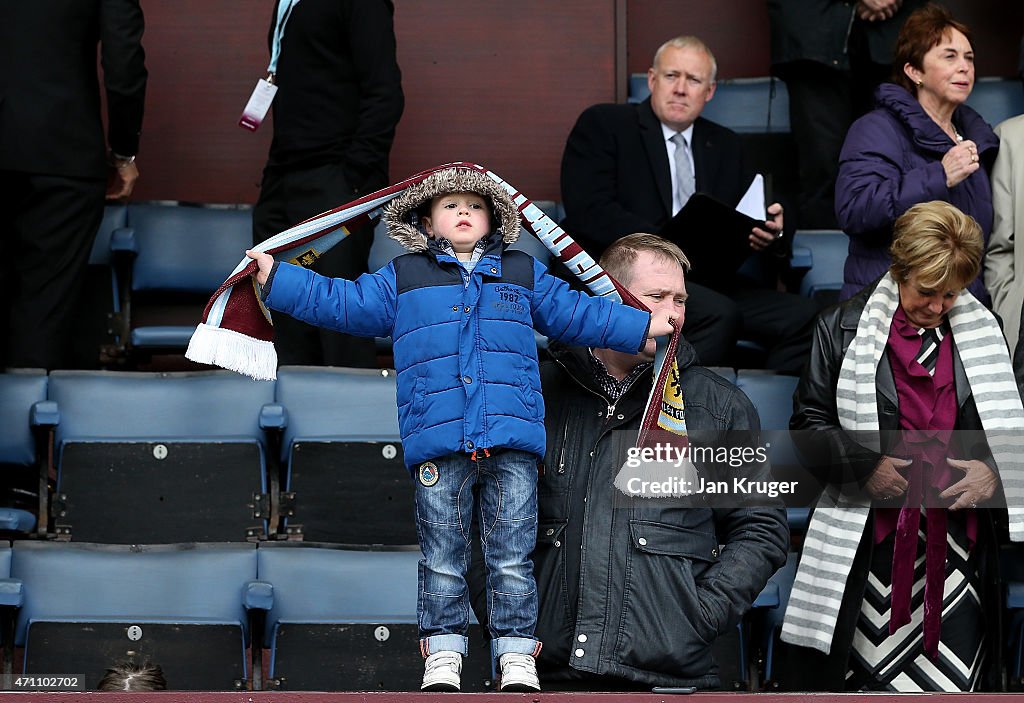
[889,201,982,291]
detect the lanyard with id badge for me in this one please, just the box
[239,0,299,131]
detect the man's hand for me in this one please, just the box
[648,309,678,338]
[865,456,912,500]
[245,249,274,286]
[105,161,139,200]
[940,458,998,511]
[750,202,783,251]
[857,0,901,21]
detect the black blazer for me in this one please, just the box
[559,97,752,258]
[0,0,147,179]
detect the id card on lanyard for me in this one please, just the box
[239,0,300,131]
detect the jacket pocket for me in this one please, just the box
[534,520,574,665]
[614,519,720,675]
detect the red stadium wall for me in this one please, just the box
[132,0,1022,205]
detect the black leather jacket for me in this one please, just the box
[784,283,1005,690]
[535,340,788,689]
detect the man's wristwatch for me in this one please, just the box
[109,151,136,169]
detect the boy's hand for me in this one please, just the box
[648,309,678,337]
[245,249,274,286]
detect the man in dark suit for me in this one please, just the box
[0,0,147,370]
[560,35,816,374]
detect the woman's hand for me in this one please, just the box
[939,458,997,510]
[245,249,274,286]
[865,456,912,500]
[942,140,980,189]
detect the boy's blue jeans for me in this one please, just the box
[414,448,542,662]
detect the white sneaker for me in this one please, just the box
[498,652,540,692]
[421,650,462,692]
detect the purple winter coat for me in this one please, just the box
[835,83,998,303]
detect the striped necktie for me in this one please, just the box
[916,327,942,375]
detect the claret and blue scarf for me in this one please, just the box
[186,162,685,448]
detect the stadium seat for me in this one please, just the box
[109,203,253,363]
[0,543,21,675]
[755,551,800,687]
[47,370,276,543]
[965,77,1024,129]
[0,370,57,535]
[274,366,414,544]
[11,541,262,690]
[793,229,848,307]
[628,75,790,133]
[256,542,492,691]
[735,370,817,516]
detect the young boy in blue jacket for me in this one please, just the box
[247,165,675,692]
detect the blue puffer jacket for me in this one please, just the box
[835,83,998,303]
[262,238,650,471]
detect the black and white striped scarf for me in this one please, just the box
[781,273,1024,654]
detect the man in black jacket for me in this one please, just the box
[533,233,789,690]
[253,0,404,367]
[560,35,816,373]
[0,0,147,369]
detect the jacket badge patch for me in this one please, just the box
[418,461,440,487]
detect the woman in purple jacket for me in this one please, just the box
[835,4,998,303]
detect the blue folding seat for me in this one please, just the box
[108,203,253,363]
[47,370,276,543]
[273,366,413,544]
[965,77,1024,129]
[755,551,800,688]
[11,541,263,690]
[792,229,848,307]
[0,543,23,675]
[255,542,492,691]
[0,371,57,535]
[628,75,790,133]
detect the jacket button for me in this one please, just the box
[464,306,471,313]
[452,305,459,311]
[596,411,603,417]
[466,441,474,449]
[574,648,585,657]
[554,540,561,547]
[638,538,647,546]
[490,267,498,274]
[545,528,554,536]
[577,634,588,643]
[711,548,718,557]
[463,376,472,384]
[617,414,624,419]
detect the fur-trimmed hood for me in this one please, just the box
[383,166,522,252]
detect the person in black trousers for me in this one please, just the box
[0,0,147,370]
[252,0,404,368]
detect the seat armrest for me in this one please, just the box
[259,403,287,431]
[789,244,813,271]
[244,580,274,611]
[109,226,138,256]
[30,400,59,429]
[0,579,24,609]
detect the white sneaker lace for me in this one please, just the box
[425,651,461,671]
[500,652,539,688]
